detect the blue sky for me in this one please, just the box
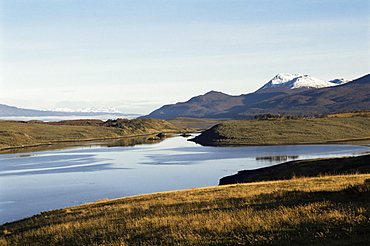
[1,0,369,114]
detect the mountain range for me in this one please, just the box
[141,73,370,120]
[1,73,368,120]
[0,104,135,118]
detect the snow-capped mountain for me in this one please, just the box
[141,73,369,120]
[257,73,338,91]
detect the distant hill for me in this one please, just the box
[0,104,135,118]
[141,73,370,119]
[140,91,247,120]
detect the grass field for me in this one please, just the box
[1,174,370,245]
[192,115,370,146]
[0,118,191,150]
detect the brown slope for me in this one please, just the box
[141,91,245,119]
[141,88,292,120]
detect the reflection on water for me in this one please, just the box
[0,135,165,155]
[106,136,165,147]
[256,155,299,162]
[1,135,370,225]
[0,153,131,177]
[0,143,84,155]
[0,136,167,177]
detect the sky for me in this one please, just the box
[1,0,369,115]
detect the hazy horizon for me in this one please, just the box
[1,1,369,115]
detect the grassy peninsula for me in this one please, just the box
[0,118,192,150]
[191,113,370,146]
[1,174,370,245]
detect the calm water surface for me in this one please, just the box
[1,134,370,224]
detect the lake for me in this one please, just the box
[1,133,370,224]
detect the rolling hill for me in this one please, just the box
[190,114,370,146]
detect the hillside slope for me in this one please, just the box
[140,90,247,119]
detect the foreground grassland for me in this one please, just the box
[192,115,370,146]
[0,118,191,150]
[1,174,370,245]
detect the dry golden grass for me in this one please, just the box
[325,111,370,118]
[1,174,370,245]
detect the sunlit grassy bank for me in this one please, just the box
[0,118,191,150]
[192,114,370,146]
[1,174,370,245]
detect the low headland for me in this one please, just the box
[0,118,193,151]
[191,112,370,146]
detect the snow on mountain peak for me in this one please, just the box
[257,73,338,91]
[46,107,122,113]
[329,78,350,85]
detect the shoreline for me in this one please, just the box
[190,136,370,147]
[3,134,370,152]
[219,153,370,185]
[190,116,370,147]
[0,131,187,152]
